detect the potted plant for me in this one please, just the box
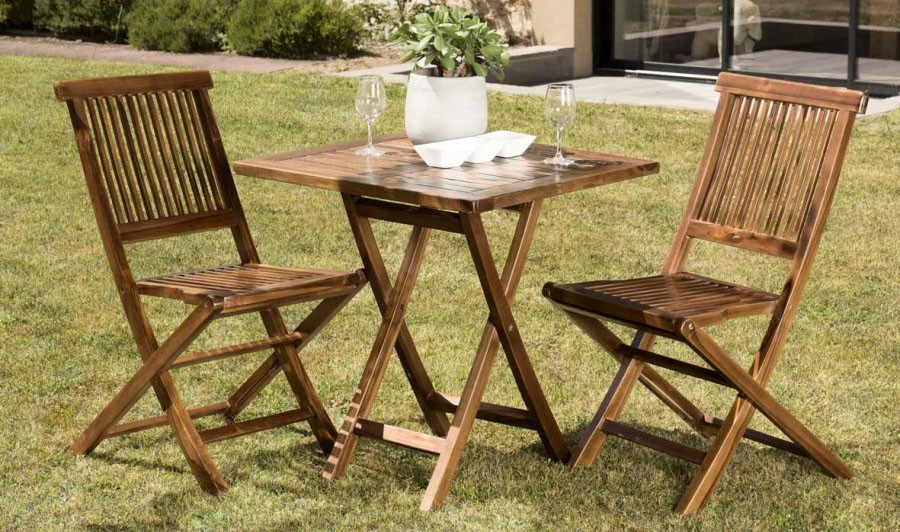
[390,6,510,144]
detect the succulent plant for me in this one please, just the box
[390,6,510,79]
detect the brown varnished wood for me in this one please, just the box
[234,139,658,213]
[339,196,452,437]
[105,402,229,439]
[420,205,570,511]
[601,420,706,464]
[352,419,446,455]
[715,72,868,113]
[199,408,313,444]
[678,321,853,479]
[323,225,431,481]
[544,272,779,333]
[543,73,865,515]
[231,95,658,510]
[354,197,464,234]
[700,416,809,458]
[675,105,861,515]
[171,332,305,369]
[224,286,365,420]
[55,70,214,100]
[56,71,365,493]
[425,392,536,430]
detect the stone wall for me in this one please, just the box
[454,0,534,45]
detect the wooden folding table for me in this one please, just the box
[234,136,658,510]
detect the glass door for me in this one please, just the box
[858,0,900,84]
[608,0,724,70]
[596,0,900,95]
[727,0,849,79]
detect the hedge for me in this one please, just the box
[227,0,361,58]
[33,0,131,40]
[0,0,33,27]
[127,0,237,53]
[3,0,364,55]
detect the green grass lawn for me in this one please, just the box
[1,55,898,530]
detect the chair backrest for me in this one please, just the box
[665,73,865,356]
[667,73,866,272]
[56,71,260,285]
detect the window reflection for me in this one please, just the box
[859,0,900,83]
[728,0,849,78]
[612,1,722,66]
[608,1,899,86]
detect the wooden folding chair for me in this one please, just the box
[543,73,867,514]
[55,71,367,494]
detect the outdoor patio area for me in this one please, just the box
[1,53,898,530]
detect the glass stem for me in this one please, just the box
[555,126,564,159]
[366,118,375,151]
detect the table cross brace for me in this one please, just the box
[323,196,570,511]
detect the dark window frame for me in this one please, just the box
[594,0,899,97]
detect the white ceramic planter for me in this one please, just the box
[405,71,488,145]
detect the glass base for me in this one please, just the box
[543,154,574,166]
[355,145,385,157]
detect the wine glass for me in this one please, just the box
[355,75,386,157]
[544,83,576,166]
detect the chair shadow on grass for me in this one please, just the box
[83,414,857,528]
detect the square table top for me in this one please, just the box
[233,136,659,213]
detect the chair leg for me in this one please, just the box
[259,308,337,453]
[557,307,714,438]
[164,375,230,494]
[674,320,854,515]
[72,304,217,453]
[570,357,645,467]
[675,398,754,515]
[226,289,362,419]
[681,321,853,478]
[558,311,663,466]
[71,303,228,494]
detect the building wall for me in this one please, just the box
[448,0,594,76]
[531,0,593,76]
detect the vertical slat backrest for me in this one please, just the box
[659,74,866,368]
[673,73,866,262]
[55,71,242,244]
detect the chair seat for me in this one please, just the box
[543,272,779,333]
[137,263,365,311]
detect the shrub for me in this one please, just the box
[127,0,236,53]
[0,0,33,28]
[227,0,362,59]
[33,0,131,40]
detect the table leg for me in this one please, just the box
[342,194,450,437]
[323,225,431,480]
[420,202,570,511]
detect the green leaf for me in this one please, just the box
[415,35,432,51]
[482,44,503,57]
[472,63,487,77]
[416,53,436,69]
[439,55,456,72]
